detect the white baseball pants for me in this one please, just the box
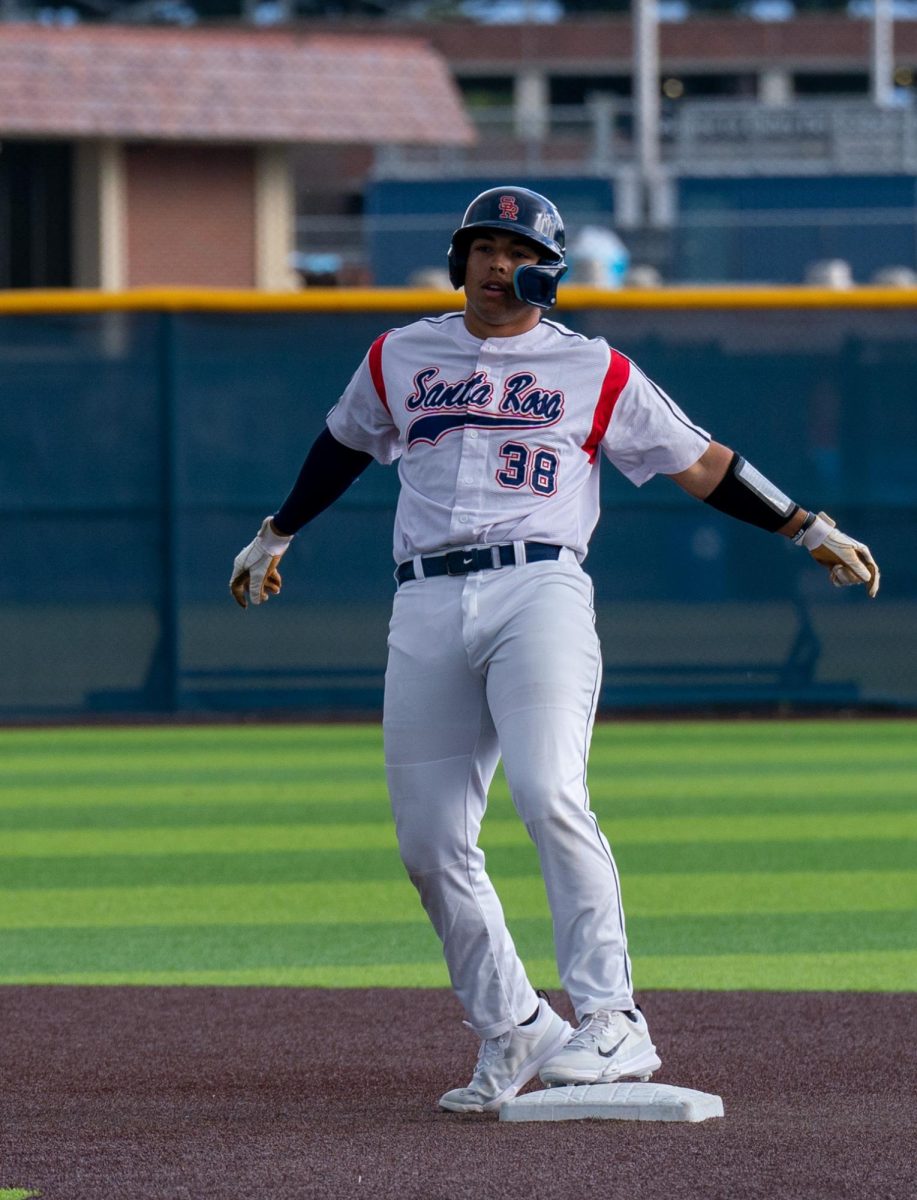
[383,554,635,1039]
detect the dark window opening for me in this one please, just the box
[0,140,73,289]
[550,75,631,105]
[793,73,870,96]
[456,76,516,110]
[667,73,758,98]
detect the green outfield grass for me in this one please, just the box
[1,721,915,991]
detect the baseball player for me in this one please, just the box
[230,187,879,1113]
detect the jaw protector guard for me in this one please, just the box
[447,186,568,310]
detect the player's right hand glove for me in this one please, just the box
[229,516,293,609]
[797,511,880,598]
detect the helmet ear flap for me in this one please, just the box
[447,238,467,290]
[513,262,568,310]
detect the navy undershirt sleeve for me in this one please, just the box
[272,427,373,536]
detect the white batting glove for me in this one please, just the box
[229,517,293,608]
[796,511,880,598]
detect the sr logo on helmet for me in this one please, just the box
[498,195,520,220]
[447,186,569,310]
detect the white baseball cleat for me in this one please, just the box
[439,997,573,1114]
[538,1008,661,1086]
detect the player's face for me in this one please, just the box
[462,232,543,338]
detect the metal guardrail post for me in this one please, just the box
[588,95,615,173]
[904,105,917,174]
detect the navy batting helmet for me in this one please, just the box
[447,186,568,310]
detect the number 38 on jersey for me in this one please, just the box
[497,440,559,496]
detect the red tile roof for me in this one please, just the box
[0,24,473,145]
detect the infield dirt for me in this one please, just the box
[0,986,912,1200]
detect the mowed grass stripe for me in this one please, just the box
[0,795,394,830]
[1,871,913,930]
[4,782,917,831]
[2,718,914,783]
[1,717,911,759]
[0,724,383,758]
[0,963,455,988]
[0,767,380,796]
[2,811,914,859]
[4,765,916,809]
[4,950,910,991]
[3,950,912,991]
[2,839,914,890]
[0,911,913,978]
[6,754,914,790]
[624,950,917,992]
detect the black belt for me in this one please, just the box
[396,542,562,585]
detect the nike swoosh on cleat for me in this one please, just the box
[597,1037,628,1059]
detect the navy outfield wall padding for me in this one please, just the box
[1,303,915,716]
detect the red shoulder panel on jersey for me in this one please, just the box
[368,331,392,413]
[581,350,631,463]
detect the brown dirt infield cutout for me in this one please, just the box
[0,987,913,1200]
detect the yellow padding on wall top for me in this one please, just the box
[1,284,917,315]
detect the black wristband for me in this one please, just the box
[704,453,799,534]
[791,511,818,545]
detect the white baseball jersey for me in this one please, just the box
[326,311,710,563]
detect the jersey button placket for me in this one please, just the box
[460,342,487,654]
[451,350,499,542]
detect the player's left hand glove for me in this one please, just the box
[229,517,293,609]
[797,511,880,598]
